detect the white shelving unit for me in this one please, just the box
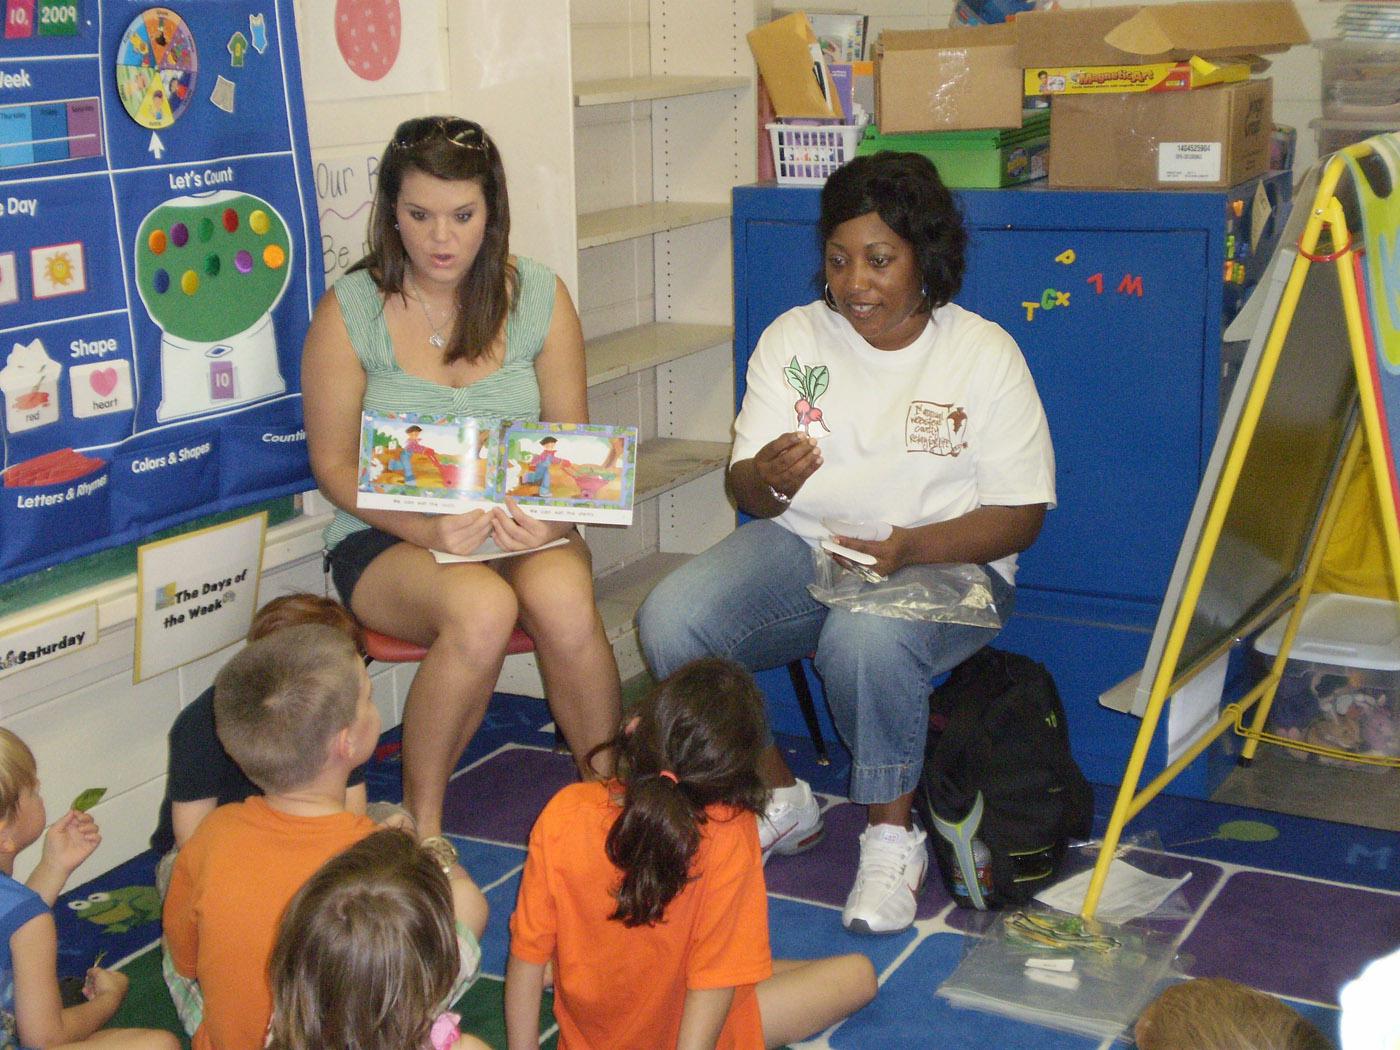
[567,1,756,684]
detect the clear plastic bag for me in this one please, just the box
[937,906,1181,1040]
[806,548,1003,628]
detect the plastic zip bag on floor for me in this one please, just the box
[937,907,1179,1040]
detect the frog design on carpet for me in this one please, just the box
[67,886,161,934]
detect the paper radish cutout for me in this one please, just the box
[784,356,831,434]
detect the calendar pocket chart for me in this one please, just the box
[0,0,321,582]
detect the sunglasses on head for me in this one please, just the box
[391,117,490,154]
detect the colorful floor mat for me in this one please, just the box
[58,691,1393,1048]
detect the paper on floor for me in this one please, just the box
[1034,858,1191,924]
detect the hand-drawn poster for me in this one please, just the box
[314,144,377,286]
[299,0,445,102]
[0,1,321,583]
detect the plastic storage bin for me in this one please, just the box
[1319,38,1400,117]
[766,123,863,185]
[1313,39,1400,157]
[1253,592,1400,764]
[1312,117,1400,158]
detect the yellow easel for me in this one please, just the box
[1083,137,1400,920]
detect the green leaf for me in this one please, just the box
[809,366,829,403]
[784,363,807,393]
[70,787,106,813]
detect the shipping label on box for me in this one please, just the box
[1025,56,1253,95]
[1157,141,1223,182]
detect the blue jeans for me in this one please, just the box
[637,519,1013,804]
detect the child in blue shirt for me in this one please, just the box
[0,727,176,1050]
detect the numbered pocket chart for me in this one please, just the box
[0,0,321,582]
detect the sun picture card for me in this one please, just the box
[356,410,638,525]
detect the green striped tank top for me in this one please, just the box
[323,256,556,550]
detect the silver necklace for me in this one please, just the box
[406,273,455,350]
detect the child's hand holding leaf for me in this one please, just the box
[40,808,101,878]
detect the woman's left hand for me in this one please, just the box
[492,497,575,552]
[830,527,910,579]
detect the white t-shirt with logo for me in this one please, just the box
[732,300,1056,584]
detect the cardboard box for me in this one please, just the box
[1016,1,1308,68]
[876,24,1023,132]
[1049,78,1272,189]
[1025,56,1254,96]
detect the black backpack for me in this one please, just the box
[913,647,1094,910]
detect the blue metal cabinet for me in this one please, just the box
[732,180,1288,794]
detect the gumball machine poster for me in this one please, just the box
[0,1,322,584]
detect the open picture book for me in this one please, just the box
[357,409,639,525]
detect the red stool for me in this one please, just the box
[362,624,536,663]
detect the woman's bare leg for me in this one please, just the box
[758,745,798,789]
[501,532,621,778]
[756,955,877,1048]
[353,543,519,838]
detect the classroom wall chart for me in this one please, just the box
[0,0,321,583]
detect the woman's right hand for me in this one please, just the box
[423,509,494,557]
[754,431,822,500]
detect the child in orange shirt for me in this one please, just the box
[268,829,489,1050]
[162,625,488,1050]
[505,657,876,1049]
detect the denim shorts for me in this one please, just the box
[325,526,403,607]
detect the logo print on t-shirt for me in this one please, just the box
[784,356,832,435]
[907,400,968,457]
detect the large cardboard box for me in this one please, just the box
[1049,79,1272,189]
[876,24,1023,133]
[1016,1,1308,68]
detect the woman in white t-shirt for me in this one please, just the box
[638,151,1056,936]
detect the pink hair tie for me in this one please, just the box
[428,1011,460,1050]
[658,770,679,784]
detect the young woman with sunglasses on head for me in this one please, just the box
[303,116,622,840]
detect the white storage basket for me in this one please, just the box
[767,123,863,185]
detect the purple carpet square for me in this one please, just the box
[762,801,951,918]
[441,745,577,845]
[1182,870,1400,1003]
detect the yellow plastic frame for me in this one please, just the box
[1082,141,1400,919]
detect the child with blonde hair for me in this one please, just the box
[0,728,177,1050]
[268,829,489,1050]
[1135,978,1334,1050]
[506,657,876,1049]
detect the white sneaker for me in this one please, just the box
[842,824,929,934]
[759,779,825,863]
